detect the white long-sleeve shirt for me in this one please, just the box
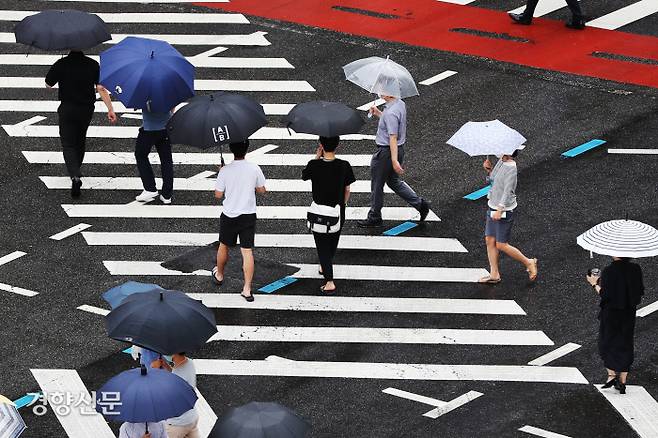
[487,159,518,211]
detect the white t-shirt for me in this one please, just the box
[215,160,266,218]
[119,421,166,438]
[167,358,199,427]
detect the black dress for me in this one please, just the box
[598,260,644,372]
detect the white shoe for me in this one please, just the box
[135,190,158,202]
[160,195,172,205]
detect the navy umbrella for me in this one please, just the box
[97,366,197,432]
[167,92,267,150]
[211,402,311,438]
[284,101,364,137]
[14,10,111,51]
[105,289,217,355]
[102,281,163,309]
[100,37,194,112]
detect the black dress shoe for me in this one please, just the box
[71,177,82,198]
[418,200,431,222]
[617,383,626,394]
[565,16,586,29]
[357,218,383,228]
[509,12,532,25]
[602,377,617,389]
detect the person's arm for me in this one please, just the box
[214,190,224,200]
[256,186,266,194]
[255,166,267,194]
[389,134,404,175]
[344,185,351,204]
[483,159,493,174]
[96,85,117,123]
[45,63,58,89]
[369,106,382,118]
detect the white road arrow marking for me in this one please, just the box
[519,425,573,438]
[595,384,658,438]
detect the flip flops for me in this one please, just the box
[478,275,502,284]
[211,267,223,286]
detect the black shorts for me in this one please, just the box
[219,213,257,248]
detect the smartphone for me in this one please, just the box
[490,211,507,219]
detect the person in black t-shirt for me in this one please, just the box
[302,136,356,294]
[46,51,116,198]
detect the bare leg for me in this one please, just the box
[240,248,254,296]
[485,236,501,279]
[618,372,628,384]
[495,242,530,265]
[215,244,229,281]
[606,368,617,381]
[323,280,336,291]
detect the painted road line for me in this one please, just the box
[62,205,440,221]
[30,369,115,438]
[24,151,373,167]
[0,10,249,24]
[0,77,315,91]
[0,250,26,266]
[0,54,293,69]
[561,139,607,158]
[637,300,658,318]
[13,393,40,409]
[383,387,446,407]
[82,233,466,252]
[588,1,658,30]
[357,98,386,111]
[595,385,658,438]
[77,304,110,316]
[40,176,390,193]
[189,171,217,180]
[195,359,589,384]
[103,261,206,276]
[423,391,483,419]
[195,388,218,438]
[464,185,491,200]
[608,149,658,155]
[49,223,92,241]
[187,293,527,315]
[528,343,581,366]
[383,222,418,236]
[508,0,568,16]
[208,326,554,345]
[519,425,572,438]
[258,277,298,293]
[419,70,458,86]
[0,282,38,297]
[290,264,486,283]
[436,0,476,4]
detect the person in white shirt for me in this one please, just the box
[118,421,167,438]
[158,353,199,438]
[213,140,267,301]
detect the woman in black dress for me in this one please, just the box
[302,136,355,294]
[587,257,644,394]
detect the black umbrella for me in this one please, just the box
[211,402,310,438]
[284,101,364,137]
[105,289,217,355]
[14,10,111,51]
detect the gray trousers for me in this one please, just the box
[368,146,422,221]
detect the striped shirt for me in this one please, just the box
[487,159,517,211]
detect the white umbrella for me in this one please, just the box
[0,395,26,438]
[447,120,526,157]
[577,219,658,258]
[343,56,419,99]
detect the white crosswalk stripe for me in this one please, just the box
[0,10,250,23]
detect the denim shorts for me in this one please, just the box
[484,209,515,243]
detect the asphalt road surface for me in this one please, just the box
[0,1,657,437]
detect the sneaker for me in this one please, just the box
[509,12,532,25]
[135,190,158,202]
[159,195,172,205]
[357,218,383,228]
[418,200,431,222]
[565,16,586,29]
[71,178,82,198]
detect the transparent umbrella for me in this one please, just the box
[343,56,419,99]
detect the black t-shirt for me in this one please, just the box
[302,158,356,208]
[45,52,100,106]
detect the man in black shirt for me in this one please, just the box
[46,51,116,198]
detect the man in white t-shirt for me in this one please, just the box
[159,353,199,438]
[213,140,266,301]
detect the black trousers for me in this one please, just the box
[313,231,341,281]
[525,0,583,17]
[58,102,94,178]
[135,128,174,199]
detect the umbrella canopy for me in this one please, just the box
[0,396,26,438]
[102,281,163,309]
[14,10,110,51]
[446,120,526,157]
[96,366,197,422]
[284,101,364,137]
[167,92,267,149]
[577,219,658,258]
[100,37,194,112]
[105,289,217,354]
[343,56,419,99]
[211,402,310,438]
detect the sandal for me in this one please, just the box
[527,258,538,281]
[240,292,254,302]
[478,275,501,284]
[320,285,337,295]
[211,267,223,286]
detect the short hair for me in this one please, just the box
[229,140,249,159]
[319,136,340,152]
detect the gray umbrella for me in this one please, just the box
[211,402,310,438]
[14,10,111,51]
[284,101,364,137]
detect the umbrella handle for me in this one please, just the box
[145,422,149,434]
[220,149,225,167]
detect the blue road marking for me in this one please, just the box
[562,139,606,158]
[122,347,133,354]
[14,393,40,409]
[258,276,298,293]
[464,185,491,200]
[383,221,418,236]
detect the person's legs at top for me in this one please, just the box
[509,0,538,24]
[237,214,257,300]
[360,148,387,227]
[564,0,586,28]
[215,243,229,284]
[154,130,174,202]
[495,240,537,281]
[313,232,337,292]
[134,129,159,201]
[240,248,254,297]
[75,105,94,173]
[58,103,85,197]
[481,236,501,283]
